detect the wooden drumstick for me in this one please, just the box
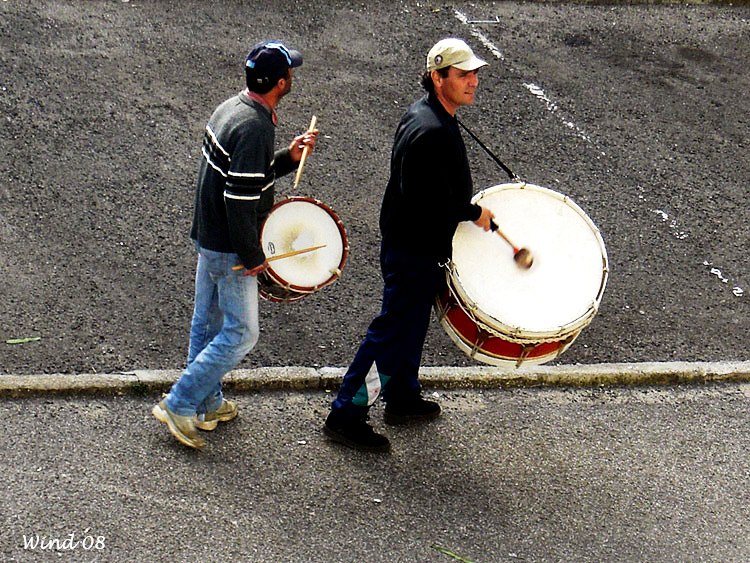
[232,244,326,271]
[490,219,533,269]
[293,115,317,189]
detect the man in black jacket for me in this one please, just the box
[153,41,318,449]
[324,38,494,452]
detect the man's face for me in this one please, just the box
[433,66,480,114]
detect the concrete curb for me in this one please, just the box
[0,361,749,398]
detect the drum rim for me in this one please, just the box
[257,274,309,303]
[451,181,609,339]
[260,196,350,292]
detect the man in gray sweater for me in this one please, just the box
[153,41,319,449]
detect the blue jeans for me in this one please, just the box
[331,243,444,417]
[165,246,260,417]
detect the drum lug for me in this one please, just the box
[515,344,535,368]
[471,328,492,359]
[555,333,578,358]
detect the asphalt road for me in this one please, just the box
[1,383,749,562]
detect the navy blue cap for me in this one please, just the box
[245,40,303,86]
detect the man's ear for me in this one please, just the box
[273,70,291,93]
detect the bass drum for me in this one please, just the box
[436,182,608,367]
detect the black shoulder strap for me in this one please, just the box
[457,118,519,181]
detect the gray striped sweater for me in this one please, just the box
[190,90,296,269]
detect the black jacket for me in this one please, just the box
[379,93,481,261]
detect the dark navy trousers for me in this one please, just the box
[331,241,445,417]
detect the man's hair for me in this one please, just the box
[420,67,450,94]
[246,68,290,94]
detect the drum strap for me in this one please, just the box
[457,119,519,182]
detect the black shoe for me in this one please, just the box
[323,411,390,452]
[383,397,441,425]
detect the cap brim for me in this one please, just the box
[453,56,488,71]
[288,49,303,68]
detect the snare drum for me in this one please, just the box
[436,182,608,367]
[258,197,348,302]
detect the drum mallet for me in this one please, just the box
[231,245,326,271]
[293,115,317,189]
[490,219,534,269]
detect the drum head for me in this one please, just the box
[261,198,347,290]
[451,183,608,338]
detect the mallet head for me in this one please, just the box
[513,248,534,269]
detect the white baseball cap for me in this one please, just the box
[426,38,488,72]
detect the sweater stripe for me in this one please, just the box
[230,171,266,179]
[205,125,229,157]
[201,129,230,177]
[201,146,228,177]
[224,192,260,202]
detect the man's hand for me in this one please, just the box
[242,260,269,277]
[473,206,495,231]
[288,129,320,162]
